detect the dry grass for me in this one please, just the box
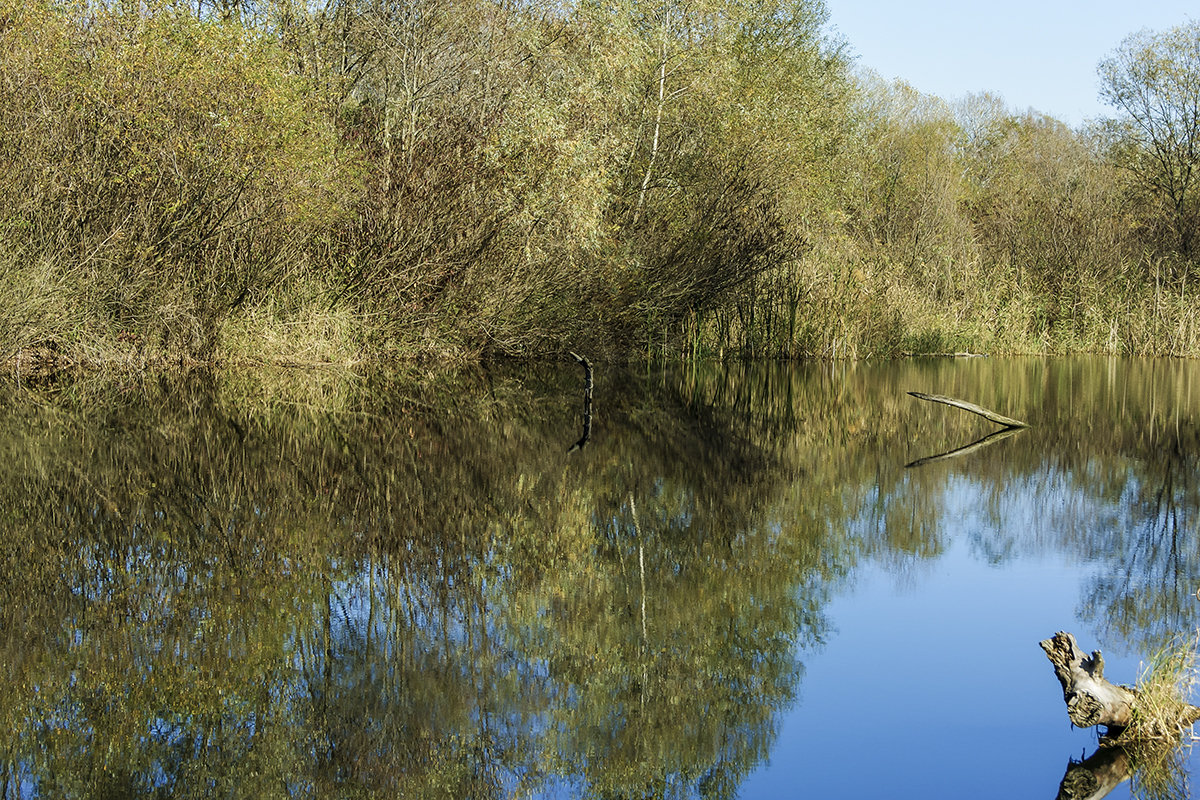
[1129,635,1200,744]
[1121,633,1200,800]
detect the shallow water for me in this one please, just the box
[0,357,1197,798]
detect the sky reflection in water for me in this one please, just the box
[0,357,1197,799]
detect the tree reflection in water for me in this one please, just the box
[0,357,1197,798]
[0,365,833,798]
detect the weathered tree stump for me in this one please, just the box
[1040,632,1136,731]
[1042,632,1200,800]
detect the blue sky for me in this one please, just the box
[823,0,1197,126]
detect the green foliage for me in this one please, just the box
[1099,20,1200,265]
[0,0,350,360]
[0,1,1199,364]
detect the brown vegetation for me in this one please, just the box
[0,1,1197,367]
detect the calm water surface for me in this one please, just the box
[0,357,1197,799]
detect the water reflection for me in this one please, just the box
[0,366,824,799]
[0,358,1197,798]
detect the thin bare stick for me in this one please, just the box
[567,352,592,454]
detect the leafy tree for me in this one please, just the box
[962,109,1130,328]
[848,75,968,282]
[1098,20,1200,265]
[0,0,350,357]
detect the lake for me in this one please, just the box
[0,357,1197,799]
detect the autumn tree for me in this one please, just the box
[0,0,350,359]
[1098,20,1200,266]
[848,75,969,282]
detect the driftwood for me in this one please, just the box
[1042,632,1200,800]
[907,392,1029,429]
[567,352,593,454]
[906,392,1028,467]
[899,350,987,358]
[1040,632,1137,731]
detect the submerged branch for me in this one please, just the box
[567,351,593,454]
[908,391,1029,428]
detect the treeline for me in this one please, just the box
[0,0,1197,365]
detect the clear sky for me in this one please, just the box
[823,0,1197,127]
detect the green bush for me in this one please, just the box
[0,0,350,361]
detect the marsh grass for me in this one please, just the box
[1122,633,1200,800]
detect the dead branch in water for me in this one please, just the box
[567,351,593,454]
[1041,632,1137,732]
[1041,632,1200,800]
[908,391,1029,428]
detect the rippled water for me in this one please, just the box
[0,357,1197,799]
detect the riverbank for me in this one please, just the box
[2,1,1197,371]
[4,269,1197,378]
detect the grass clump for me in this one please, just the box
[1122,633,1200,800]
[1129,634,1200,745]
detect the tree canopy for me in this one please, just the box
[1099,20,1200,266]
[0,1,1198,363]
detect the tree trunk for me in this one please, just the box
[1040,632,1136,731]
[634,41,669,227]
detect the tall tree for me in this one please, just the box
[1098,20,1200,264]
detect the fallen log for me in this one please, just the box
[1040,632,1136,731]
[908,392,1029,428]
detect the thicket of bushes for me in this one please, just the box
[1,0,1197,367]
